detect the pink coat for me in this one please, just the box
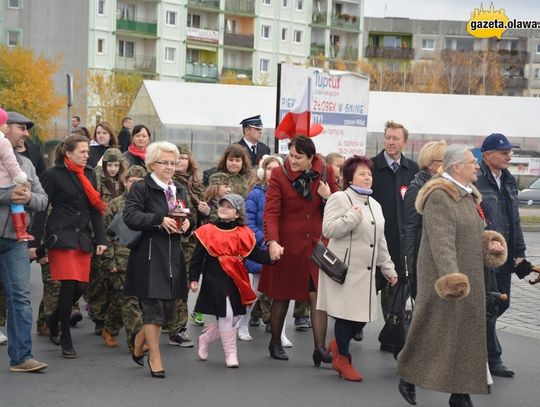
[0,134,24,186]
[258,154,339,301]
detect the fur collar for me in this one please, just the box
[415,176,482,215]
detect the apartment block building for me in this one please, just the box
[363,17,540,97]
[0,0,364,124]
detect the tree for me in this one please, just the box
[0,46,64,138]
[87,70,142,130]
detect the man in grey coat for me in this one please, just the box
[0,112,48,372]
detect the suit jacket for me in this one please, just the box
[21,142,47,179]
[237,138,270,167]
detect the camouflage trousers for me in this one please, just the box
[36,263,61,329]
[250,295,310,323]
[166,298,188,334]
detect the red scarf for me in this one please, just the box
[128,143,146,161]
[64,157,107,214]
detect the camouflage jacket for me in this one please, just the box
[100,193,130,272]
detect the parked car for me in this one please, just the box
[518,178,540,206]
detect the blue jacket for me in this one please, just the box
[245,184,266,274]
[475,160,526,273]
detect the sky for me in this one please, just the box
[363,0,539,21]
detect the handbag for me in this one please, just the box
[378,276,414,348]
[106,209,142,249]
[311,194,354,285]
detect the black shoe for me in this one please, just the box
[353,329,364,342]
[312,347,332,367]
[129,332,144,367]
[268,343,289,360]
[398,379,417,405]
[265,324,272,333]
[489,363,515,377]
[380,342,396,353]
[449,393,473,407]
[70,311,83,327]
[249,316,260,327]
[148,356,165,378]
[46,316,60,346]
[94,320,104,336]
[61,348,77,359]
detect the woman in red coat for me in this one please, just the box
[259,136,339,364]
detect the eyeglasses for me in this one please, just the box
[462,158,478,165]
[155,161,180,167]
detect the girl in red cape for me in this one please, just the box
[189,194,273,368]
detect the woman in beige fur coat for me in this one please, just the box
[396,145,507,407]
[317,155,397,381]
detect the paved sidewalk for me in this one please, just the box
[498,241,540,339]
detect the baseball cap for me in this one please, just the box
[480,133,517,152]
[218,194,245,213]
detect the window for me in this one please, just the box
[119,40,134,58]
[8,0,20,9]
[97,38,105,54]
[166,11,177,26]
[536,44,540,54]
[535,68,540,80]
[293,29,302,43]
[262,0,271,5]
[281,28,288,41]
[7,31,20,47]
[188,13,201,28]
[422,39,435,50]
[260,58,270,72]
[282,0,288,7]
[261,25,271,39]
[295,0,303,11]
[117,2,135,19]
[97,0,106,16]
[165,47,176,62]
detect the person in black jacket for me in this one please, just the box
[370,121,419,352]
[236,115,270,167]
[123,124,151,169]
[124,141,194,378]
[16,140,46,179]
[117,117,133,153]
[34,134,108,358]
[475,133,526,378]
[88,122,117,169]
[402,140,447,298]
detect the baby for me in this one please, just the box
[0,108,34,242]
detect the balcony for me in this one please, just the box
[497,50,529,65]
[503,76,527,89]
[331,14,360,31]
[115,55,156,73]
[225,0,255,15]
[116,18,157,36]
[222,66,252,79]
[331,45,358,61]
[310,43,325,56]
[365,46,414,59]
[187,27,220,44]
[187,0,220,10]
[312,12,327,25]
[185,62,219,83]
[224,32,254,48]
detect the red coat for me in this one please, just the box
[258,154,339,301]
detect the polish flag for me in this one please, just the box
[275,83,324,140]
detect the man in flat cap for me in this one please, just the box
[475,133,526,378]
[0,112,48,372]
[237,115,270,167]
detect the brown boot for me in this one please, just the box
[102,329,118,347]
[11,212,34,242]
[36,323,50,337]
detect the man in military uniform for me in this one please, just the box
[237,115,270,167]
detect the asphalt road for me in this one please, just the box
[1,237,540,407]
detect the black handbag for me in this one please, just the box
[106,209,142,249]
[311,194,353,285]
[378,276,414,348]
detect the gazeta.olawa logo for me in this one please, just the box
[467,2,540,39]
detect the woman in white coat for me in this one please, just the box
[317,155,398,381]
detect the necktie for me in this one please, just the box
[251,145,257,156]
[391,161,400,173]
[166,186,175,211]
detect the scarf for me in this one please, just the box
[128,143,146,161]
[409,168,433,190]
[292,170,319,201]
[349,185,373,195]
[64,157,107,214]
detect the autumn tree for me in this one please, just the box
[219,70,252,85]
[87,70,142,130]
[0,46,64,139]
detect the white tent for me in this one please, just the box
[129,80,540,166]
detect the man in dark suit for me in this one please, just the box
[237,115,270,167]
[371,121,419,352]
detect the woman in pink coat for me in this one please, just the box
[258,136,339,364]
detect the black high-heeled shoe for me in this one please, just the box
[398,379,417,405]
[129,332,144,366]
[268,343,289,360]
[312,347,332,367]
[148,356,165,378]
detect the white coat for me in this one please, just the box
[317,188,396,322]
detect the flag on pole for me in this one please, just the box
[275,81,324,140]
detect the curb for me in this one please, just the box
[497,323,540,341]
